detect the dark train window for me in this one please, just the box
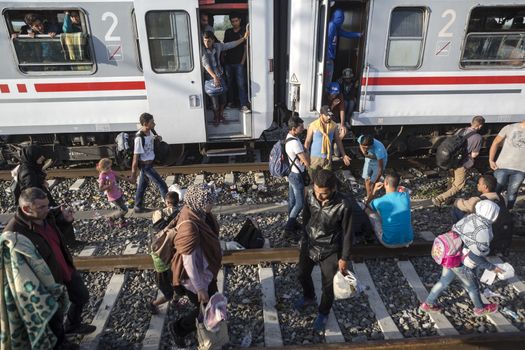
[386,7,427,69]
[461,7,525,68]
[4,9,95,74]
[145,11,193,73]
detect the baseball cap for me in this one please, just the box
[320,105,334,118]
[342,68,354,79]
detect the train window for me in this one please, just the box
[132,10,143,71]
[145,11,193,73]
[4,9,94,74]
[386,8,426,69]
[461,6,525,68]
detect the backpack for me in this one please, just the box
[132,129,170,164]
[431,230,464,268]
[234,218,265,249]
[268,137,299,177]
[435,129,477,170]
[150,216,195,271]
[152,208,179,232]
[481,194,514,254]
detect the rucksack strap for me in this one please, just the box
[458,128,477,140]
[285,137,304,174]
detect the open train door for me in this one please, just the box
[134,0,206,145]
[313,0,331,111]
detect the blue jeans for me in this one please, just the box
[494,168,525,209]
[225,64,248,107]
[451,207,466,222]
[425,266,483,309]
[134,162,168,209]
[286,172,305,228]
[323,59,335,91]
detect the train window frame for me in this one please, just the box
[385,7,428,70]
[145,10,194,74]
[131,9,143,72]
[3,8,96,75]
[460,6,525,69]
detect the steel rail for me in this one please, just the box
[266,332,525,350]
[0,162,269,180]
[73,240,525,271]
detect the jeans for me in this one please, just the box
[297,242,339,315]
[134,162,168,209]
[225,64,248,107]
[324,59,335,91]
[425,266,483,309]
[494,168,525,209]
[65,270,90,328]
[287,172,305,221]
[451,206,467,222]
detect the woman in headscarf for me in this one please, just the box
[168,183,222,347]
[13,145,57,206]
[420,200,505,316]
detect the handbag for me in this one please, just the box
[234,218,265,249]
[204,76,227,96]
[196,300,229,350]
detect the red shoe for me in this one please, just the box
[474,303,498,316]
[419,302,441,313]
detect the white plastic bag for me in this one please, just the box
[333,270,358,300]
[168,184,187,201]
[496,262,515,280]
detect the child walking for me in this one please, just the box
[96,158,129,228]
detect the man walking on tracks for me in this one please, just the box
[295,169,354,332]
[433,116,485,206]
[4,187,95,349]
[131,113,168,213]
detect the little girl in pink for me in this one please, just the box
[96,158,129,228]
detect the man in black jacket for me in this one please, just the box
[295,169,354,332]
[4,187,95,348]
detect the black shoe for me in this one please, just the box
[65,323,96,335]
[59,341,80,350]
[168,321,186,347]
[133,207,152,214]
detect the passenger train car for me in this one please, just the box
[0,0,523,164]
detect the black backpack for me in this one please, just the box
[234,218,265,249]
[481,194,514,254]
[152,209,179,232]
[435,129,477,170]
[134,129,170,164]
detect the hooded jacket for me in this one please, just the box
[302,188,354,262]
[14,145,56,206]
[326,9,361,60]
[452,200,500,270]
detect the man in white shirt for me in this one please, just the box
[131,113,168,213]
[489,120,525,209]
[284,114,310,237]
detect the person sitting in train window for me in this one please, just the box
[62,10,82,33]
[304,105,351,175]
[366,171,413,248]
[224,13,250,112]
[326,82,347,138]
[200,13,214,33]
[201,30,249,125]
[358,134,388,201]
[324,9,361,90]
[432,116,485,207]
[337,68,358,120]
[11,13,58,39]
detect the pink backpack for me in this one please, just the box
[431,231,463,268]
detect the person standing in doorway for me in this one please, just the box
[131,113,168,213]
[224,13,249,112]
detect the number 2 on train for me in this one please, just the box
[438,9,456,38]
[102,12,120,41]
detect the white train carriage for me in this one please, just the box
[0,0,524,164]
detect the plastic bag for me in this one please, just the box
[333,270,359,300]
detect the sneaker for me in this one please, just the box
[133,207,152,214]
[294,296,316,312]
[313,313,328,332]
[419,302,441,313]
[65,323,96,335]
[474,303,498,316]
[168,321,186,347]
[59,340,80,350]
[431,198,442,207]
[241,105,250,112]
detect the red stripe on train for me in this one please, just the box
[17,84,27,93]
[0,84,9,93]
[34,81,146,92]
[362,76,525,86]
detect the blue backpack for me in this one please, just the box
[269,137,297,177]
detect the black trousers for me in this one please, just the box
[65,270,90,327]
[172,280,218,337]
[49,310,65,349]
[297,243,339,316]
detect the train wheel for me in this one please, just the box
[161,144,185,166]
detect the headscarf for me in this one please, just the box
[184,183,217,216]
[452,200,500,256]
[20,145,46,170]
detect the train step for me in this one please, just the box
[204,145,248,157]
